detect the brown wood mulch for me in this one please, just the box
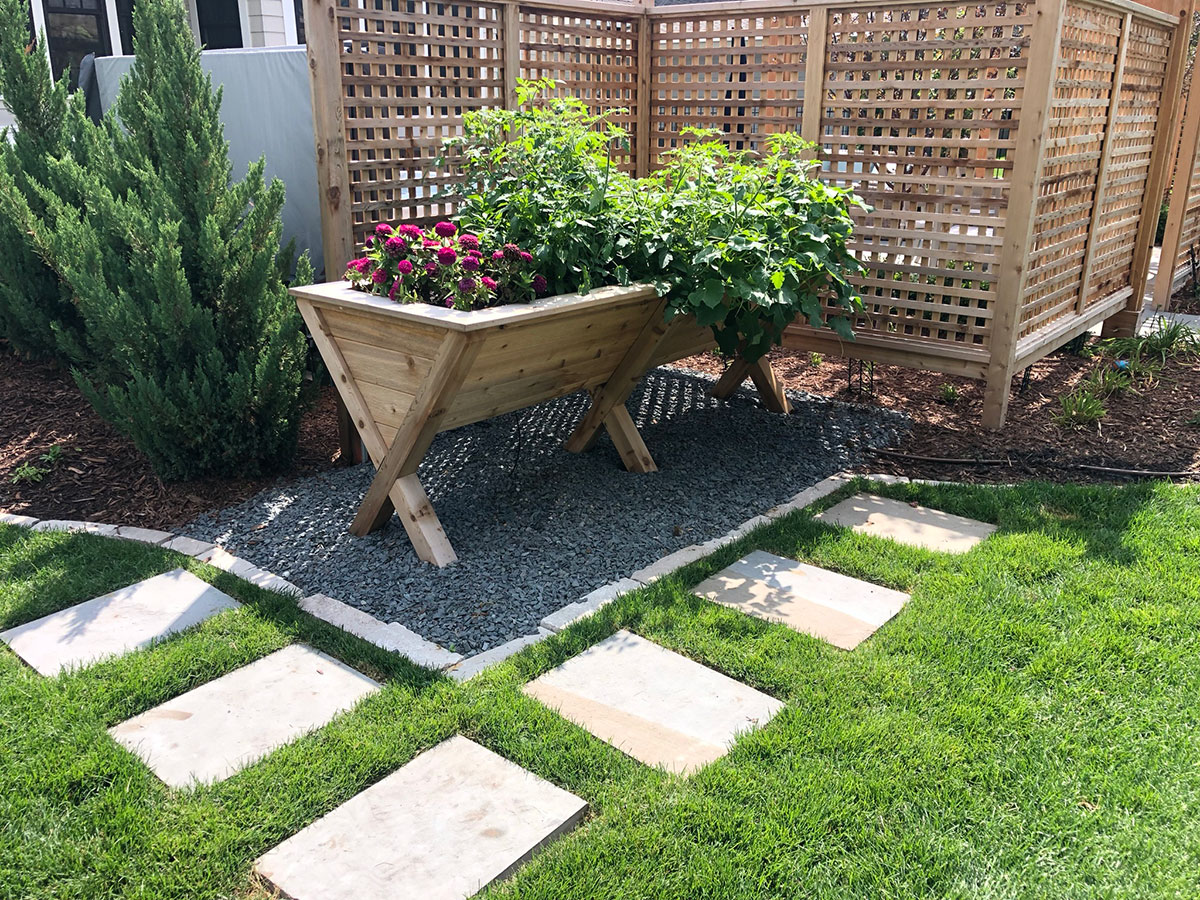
[2,338,1197,531]
[0,353,343,529]
[675,344,1200,485]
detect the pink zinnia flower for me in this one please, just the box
[532,274,548,294]
[444,298,455,308]
[457,276,477,294]
[385,236,406,256]
[423,238,441,248]
[458,234,480,250]
[371,268,388,285]
[375,223,394,237]
[398,224,423,238]
[437,247,458,266]
[492,250,505,260]
[461,255,480,272]
[467,249,482,258]
[434,221,457,238]
[388,278,401,301]
[502,243,521,262]
[519,251,533,263]
[346,257,369,273]
[397,259,414,275]
[481,276,498,291]
[425,262,439,275]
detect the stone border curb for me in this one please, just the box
[0,471,982,681]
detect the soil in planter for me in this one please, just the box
[0,352,343,527]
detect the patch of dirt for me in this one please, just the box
[1169,281,1200,316]
[675,343,1200,484]
[0,353,342,528]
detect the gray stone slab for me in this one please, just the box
[539,578,641,633]
[0,569,240,676]
[815,493,997,553]
[0,513,38,528]
[161,535,217,557]
[298,593,463,670]
[109,644,379,787]
[693,550,910,650]
[32,520,118,536]
[255,735,587,900]
[197,547,301,596]
[115,526,175,545]
[524,630,783,774]
[447,629,553,682]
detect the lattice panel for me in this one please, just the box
[816,1,1031,353]
[339,0,505,246]
[1174,138,1200,286]
[518,5,642,173]
[1019,2,1120,338]
[648,11,808,167]
[1083,16,1170,308]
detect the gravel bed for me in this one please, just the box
[187,368,907,654]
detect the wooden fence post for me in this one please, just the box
[636,10,652,176]
[800,5,828,154]
[503,1,521,109]
[306,0,359,463]
[1103,1,1195,336]
[1153,14,1200,311]
[980,0,1068,430]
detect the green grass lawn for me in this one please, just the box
[2,479,1199,899]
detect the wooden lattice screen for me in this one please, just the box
[306,0,1190,428]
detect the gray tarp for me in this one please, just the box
[95,46,324,276]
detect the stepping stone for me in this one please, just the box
[255,735,586,900]
[109,644,379,787]
[0,569,239,676]
[815,493,996,553]
[524,630,783,774]
[692,550,910,650]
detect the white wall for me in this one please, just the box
[246,0,290,47]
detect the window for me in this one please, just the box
[294,0,305,43]
[42,0,111,86]
[195,0,243,50]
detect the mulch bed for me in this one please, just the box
[0,353,342,529]
[676,343,1200,484]
[3,335,1197,531]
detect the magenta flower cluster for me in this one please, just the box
[345,221,547,311]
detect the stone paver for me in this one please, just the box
[448,629,552,682]
[524,630,783,774]
[539,578,641,632]
[815,493,996,553]
[115,526,175,545]
[693,550,910,650]
[0,569,240,676]
[32,519,118,536]
[0,513,39,527]
[255,735,586,900]
[162,535,217,557]
[197,547,301,596]
[110,644,379,787]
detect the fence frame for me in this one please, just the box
[305,0,1190,432]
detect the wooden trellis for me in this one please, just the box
[305,0,1191,428]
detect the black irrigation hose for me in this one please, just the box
[869,448,1199,480]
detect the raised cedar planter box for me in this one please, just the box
[292,281,789,566]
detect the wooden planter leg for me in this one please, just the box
[709,356,791,414]
[349,331,483,567]
[565,298,670,465]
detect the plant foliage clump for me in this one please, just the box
[0,0,89,360]
[450,81,865,361]
[2,0,309,480]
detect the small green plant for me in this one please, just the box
[1082,365,1131,399]
[937,382,959,404]
[1063,333,1095,358]
[1053,390,1107,429]
[9,444,65,484]
[1104,319,1200,369]
[809,352,824,367]
[1186,410,1200,428]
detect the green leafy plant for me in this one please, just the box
[1104,319,1199,370]
[451,82,866,362]
[0,0,92,360]
[1052,390,1107,429]
[9,444,65,484]
[1186,410,1200,427]
[937,382,959,404]
[1082,365,1131,399]
[12,0,310,480]
[809,352,824,367]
